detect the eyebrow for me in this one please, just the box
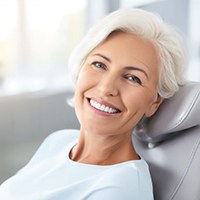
[93,53,149,79]
[93,53,112,63]
[124,66,149,79]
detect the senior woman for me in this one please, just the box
[0,8,186,200]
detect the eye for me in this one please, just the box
[126,75,142,85]
[92,61,107,70]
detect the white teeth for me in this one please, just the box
[90,99,119,113]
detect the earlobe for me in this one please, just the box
[145,94,164,117]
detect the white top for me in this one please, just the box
[0,129,154,200]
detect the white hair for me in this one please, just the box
[68,8,187,98]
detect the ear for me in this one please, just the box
[145,94,164,117]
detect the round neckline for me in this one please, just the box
[66,139,144,169]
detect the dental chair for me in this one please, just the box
[133,82,200,200]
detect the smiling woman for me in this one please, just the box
[74,32,162,142]
[0,8,186,200]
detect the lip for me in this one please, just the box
[86,97,122,116]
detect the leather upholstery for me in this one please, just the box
[133,82,200,200]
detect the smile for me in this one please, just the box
[89,99,121,114]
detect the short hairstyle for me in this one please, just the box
[68,8,187,98]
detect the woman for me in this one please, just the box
[0,8,186,199]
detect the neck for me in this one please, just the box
[70,129,140,165]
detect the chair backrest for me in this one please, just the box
[133,82,200,200]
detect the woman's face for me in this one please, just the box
[74,32,163,136]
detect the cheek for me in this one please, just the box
[76,73,101,103]
[75,72,89,97]
[74,74,87,118]
[123,88,155,113]
[74,70,96,120]
[76,67,97,92]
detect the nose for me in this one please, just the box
[98,74,119,97]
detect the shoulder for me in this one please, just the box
[36,129,79,153]
[104,160,152,188]
[87,160,153,200]
[23,129,80,168]
[43,129,79,148]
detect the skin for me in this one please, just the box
[70,32,164,165]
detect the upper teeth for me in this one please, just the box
[90,99,119,113]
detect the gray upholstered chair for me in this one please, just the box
[133,82,200,200]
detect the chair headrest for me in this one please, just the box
[134,82,200,145]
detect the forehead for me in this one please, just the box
[88,32,160,73]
